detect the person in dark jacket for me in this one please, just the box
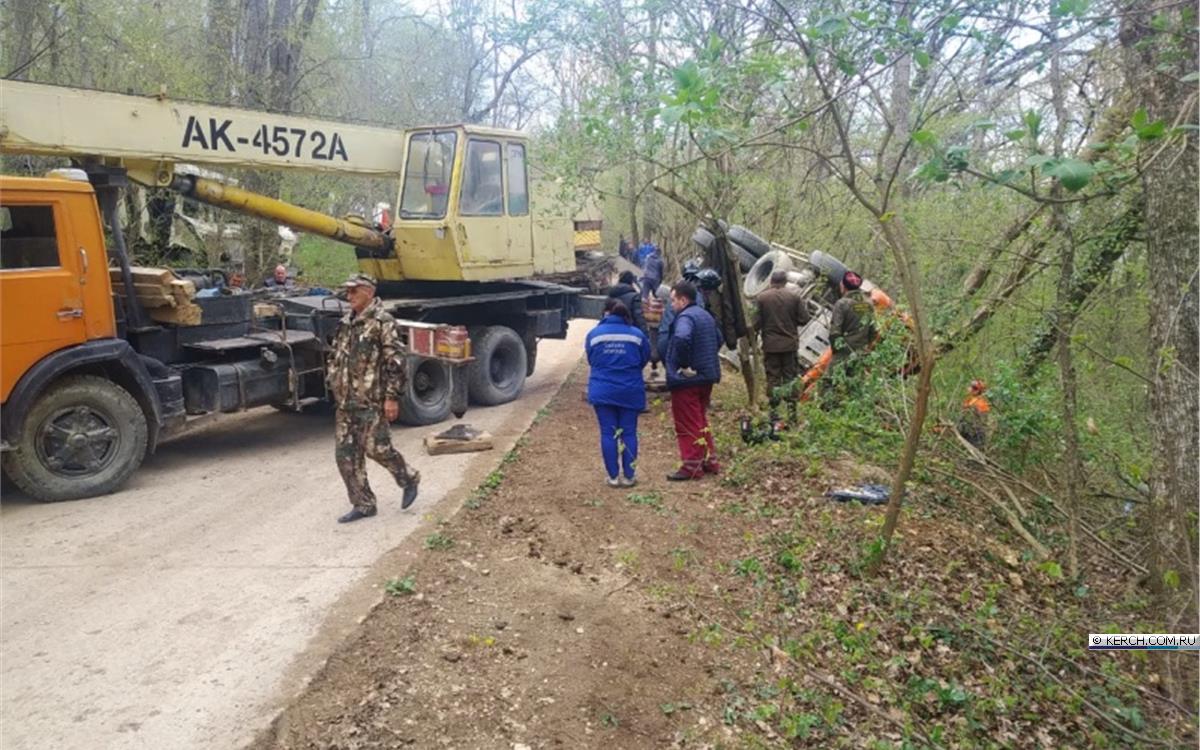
[656,264,706,361]
[607,271,647,333]
[586,300,652,487]
[754,270,811,425]
[640,244,664,297]
[618,237,634,263]
[664,281,722,480]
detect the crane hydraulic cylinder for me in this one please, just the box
[171,174,391,253]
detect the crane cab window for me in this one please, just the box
[0,205,60,270]
[506,143,528,216]
[400,131,457,219]
[459,139,503,216]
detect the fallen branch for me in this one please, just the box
[949,430,1149,575]
[956,472,1051,559]
[959,624,1181,747]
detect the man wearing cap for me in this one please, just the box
[754,270,811,427]
[824,270,876,395]
[327,273,420,523]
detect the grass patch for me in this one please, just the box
[424,532,455,551]
[292,234,359,287]
[626,490,664,511]
[385,575,416,596]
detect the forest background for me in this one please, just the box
[3,0,1197,722]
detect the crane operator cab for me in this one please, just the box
[369,125,573,284]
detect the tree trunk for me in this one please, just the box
[1050,42,1081,581]
[1019,203,1140,374]
[872,2,938,564]
[876,215,937,561]
[5,0,41,80]
[206,0,237,101]
[1120,0,1200,705]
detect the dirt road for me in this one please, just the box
[0,325,587,750]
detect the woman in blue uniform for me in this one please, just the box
[585,300,651,486]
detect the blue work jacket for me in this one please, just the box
[586,315,651,410]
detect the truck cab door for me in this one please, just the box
[0,200,88,401]
[457,138,525,273]
[504,141,533,267]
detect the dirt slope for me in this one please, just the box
[253,366,730,747]
[253,365,1195,749]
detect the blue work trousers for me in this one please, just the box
[592,404,640,479]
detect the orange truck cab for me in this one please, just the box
[1,175,174,500]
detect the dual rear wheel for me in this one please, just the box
[395,325,529,425]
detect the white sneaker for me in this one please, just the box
[606,476,621,488]
[619,475,637,487]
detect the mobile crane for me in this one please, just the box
[0,80,584,502]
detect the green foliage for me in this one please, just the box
[385,575,416,596]
[783,327,909,463]
[424,532,454,551]
[292,235,358,287]
[983,362,1063,472]
[627,490,664,511]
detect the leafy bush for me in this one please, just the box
[985,361,1062,472]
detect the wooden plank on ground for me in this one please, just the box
[424,431,494,455]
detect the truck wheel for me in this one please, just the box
[3,375,148,502]
[467,326,527,406]
[398,355,453,425]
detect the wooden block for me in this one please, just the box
[424,431,494,455]
[110,266,176,285]
[149,302,202,326]
[113,281,177,299]
[169,279,196,303]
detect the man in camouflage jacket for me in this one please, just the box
[328,273,419,523]
[822,270,876,403]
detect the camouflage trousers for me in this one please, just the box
[335,406,416,513]
[763,351,800,422]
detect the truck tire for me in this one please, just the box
[727,225,772,258]
[731,243,757,273]
[692,226,755,272]
[3,375,148,502]
[467,326,527,406]
[398,355,453,425]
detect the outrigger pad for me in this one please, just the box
[826,483,890,505]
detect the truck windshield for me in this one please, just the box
[399,131,457,219]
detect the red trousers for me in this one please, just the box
[670,384,716,475]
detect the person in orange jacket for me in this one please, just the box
[958,379,991,448]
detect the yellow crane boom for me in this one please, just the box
[0,80,576,282]
[0,81,406,175]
